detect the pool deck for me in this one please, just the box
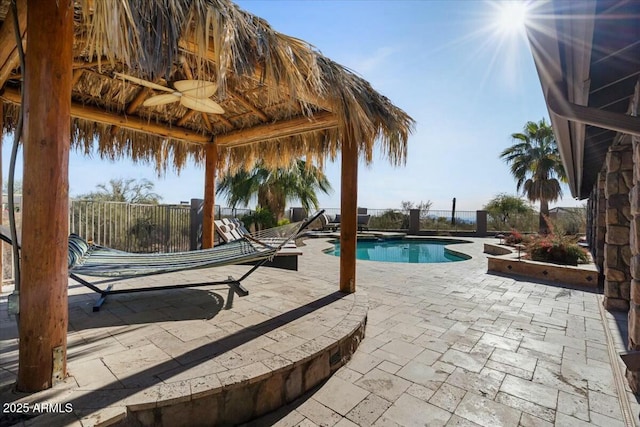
[2,236,640,426]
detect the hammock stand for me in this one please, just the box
[2,210,323,312]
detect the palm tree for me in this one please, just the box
[216,159,332,222]
[500,119,567,234]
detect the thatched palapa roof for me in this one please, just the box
[0,0,414,175]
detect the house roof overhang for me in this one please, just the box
[525,0,640,199]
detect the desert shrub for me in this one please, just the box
[527,234,589,265]
[505,230,526,245]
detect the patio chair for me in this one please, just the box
[1,210,323,311]
[214,218,244,243]
[357,214,371,231]
[323,214,341,231]
[322,213,371,232]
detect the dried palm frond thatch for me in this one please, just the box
[1,0,414,174]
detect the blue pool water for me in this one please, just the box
[327,239,470,263]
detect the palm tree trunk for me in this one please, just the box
[539,199,550,234]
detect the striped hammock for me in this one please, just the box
[68,236,278,278]
[67,211,322,278]
[3,210,323,311]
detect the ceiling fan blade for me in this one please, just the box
[174,80,217,98]
[180,96,225,114]
[114,72,174,93]
[143,93,181,107]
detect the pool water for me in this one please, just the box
[327,239,470,263]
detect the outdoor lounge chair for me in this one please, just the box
[215,218,245,243]
[322,214,371,232]
[357,214,371,231]
[1,210,323,311]
[323,214,341,231]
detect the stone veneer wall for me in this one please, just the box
[587,172,606,284]
[595,172,607,280]
[626,81,640,391]
[603,137,633,311]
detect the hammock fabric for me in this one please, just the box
[3,211,323,311]
[68,235,278,278]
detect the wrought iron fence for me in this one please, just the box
[330,208,477,232]
[419,210,476,232]
[1,199,256,286]
[70,200,191,253]
[486,211,539,234]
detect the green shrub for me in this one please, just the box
[277,218,291,226]
[527,235,589,266]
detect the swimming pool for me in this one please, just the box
[326,238,471,263]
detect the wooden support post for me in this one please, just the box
[202,142,217,249]
[340,140,358,293]
[0,103,3,293]
[18,0,73,392]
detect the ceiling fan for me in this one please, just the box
[114,72,225,114]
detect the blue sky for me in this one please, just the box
[1,0,584,211]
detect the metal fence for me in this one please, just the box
[325,208,477,232]
[1,199,256,285]
[485,211,539,234]
[70,200,192,253]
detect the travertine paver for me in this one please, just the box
[3,236,640,426]
[379,393,451,427]
[454,393,522,427]
[247,237,640,426]
[313,376,370,416]
[357,366,410,397]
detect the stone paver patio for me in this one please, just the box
[1,236,639,426]
[246,237,640,427]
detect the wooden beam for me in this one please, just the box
[18,0,73,392]
[126,87,152,115]
[215,111,338,148]
[1,87,211,144]
[71,69,84,87]
[2,87,337,147]
[0,102,3,294]
[202,142,217,249]
[0,0,27,89]
[176,109,197,127]
[228,89,269,122]
[340,139,358,293]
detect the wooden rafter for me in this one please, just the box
[1,87,210,143]
[0,0,26,89]
[215,110,338,148]
[227,89,269,121]
[2,87,338,147]
[176,109,197,127]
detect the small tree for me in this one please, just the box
[72,178,163,249]
[75,178,162,204]
[400,200,433,219]
[484,193,534,229]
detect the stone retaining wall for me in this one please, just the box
[112,298,368,426]
[487,256,598,289]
